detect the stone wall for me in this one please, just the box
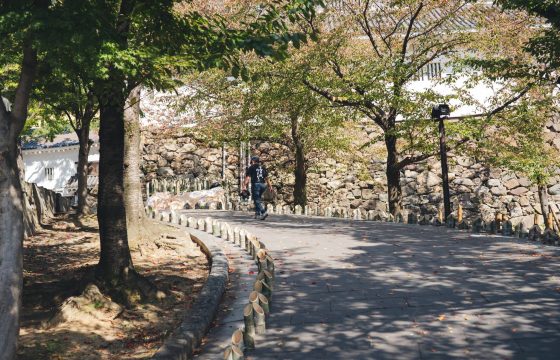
[142,121,560,229]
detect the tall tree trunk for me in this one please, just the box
[0,129,25,360]
[385,133,402,216]
[123,86,145,247]
[538,183,549,227]
[76,127,92,216]
[0,45,36,360]
[96,82,154,304]
[97,95,132,282]
[291,115,307,207]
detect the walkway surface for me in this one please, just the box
[185,210,560,360]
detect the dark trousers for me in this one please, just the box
[251,182,267,216]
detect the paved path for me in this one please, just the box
[185,210,560,360]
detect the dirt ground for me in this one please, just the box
[17,215,209,360]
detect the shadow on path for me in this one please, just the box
[184,210,560,360]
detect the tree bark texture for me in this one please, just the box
[96,92,134,284]
[71,90,97,216]
[0,128,25,360]
[385,133,403,216]
[0,45,37,360]
[123,86,145,246]
[76,127,92,216]
[291,115,307,207]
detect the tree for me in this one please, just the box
[35,72,98,216]
[0,0,47,355]
[460,1,560,222]
[183,57,351,207]
[297,0,481,215]
[41,0,325,302]
[123,86,146,247]
[0,44,37,360]
[237,59,351,207]
[472,90,559,224]
[0,0,323,355]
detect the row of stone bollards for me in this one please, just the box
[146,177,227,197]
[261,203,560,246]
[148,208,275,360]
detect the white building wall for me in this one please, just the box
[22,144,99,192]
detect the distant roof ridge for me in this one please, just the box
[22,130,99,150]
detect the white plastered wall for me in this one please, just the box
[22,144,99,192]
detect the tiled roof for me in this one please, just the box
[22,131,99,150]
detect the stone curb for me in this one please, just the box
[149,208,276,360]
[150,220,229,360]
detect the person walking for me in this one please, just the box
[242,156,272,220]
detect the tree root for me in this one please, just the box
[95,266,162,308]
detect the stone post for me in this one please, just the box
[419,215,430,225]
[213,221,221,236]
[502,218,513,236]
[295,205,302,215]
[516,222,526,238]
[353,209,362,220]
[234,227,240,244]
[446,214,456,228]
[471,218,483,233]
[267,203,274,214]
[239,229,247,248]
[170,210,178,224]
[407,213,417,224]
[205,217,213,233]
[528,224,542,242]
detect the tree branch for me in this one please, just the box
[10,45,37,139]
[397,152,434,169]
[302,78,385,119]
[401,2,424,62]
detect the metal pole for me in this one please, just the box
[439,116,452,219]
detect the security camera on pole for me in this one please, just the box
[431,104,452,220]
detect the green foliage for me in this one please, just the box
[32,0,326,101]
[300,0,479,166]
[181,52,353,161]
[21,111,71,143]
[495,0,560,79]
[471,90,559,185]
